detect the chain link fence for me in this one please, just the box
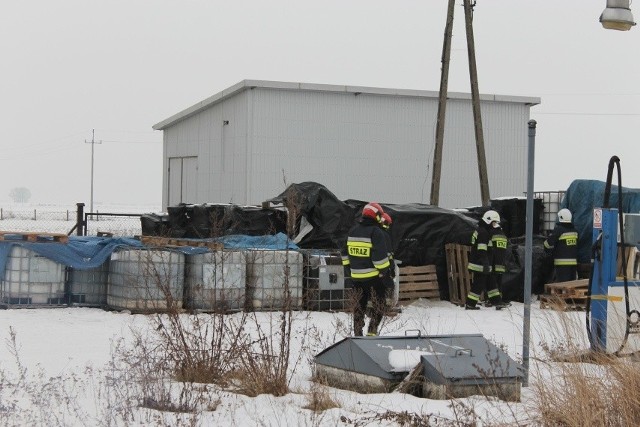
[0,205,147,237]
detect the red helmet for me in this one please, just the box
[380,212,392,229]
[362,202,384,221]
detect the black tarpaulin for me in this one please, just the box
[163,203,288,238]
[266,182,358,249]
[500,236,554,302]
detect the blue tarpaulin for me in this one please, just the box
[0,233,298,279]
[0,236,144,277]
[211,233,298,250]
[563,179,640,263]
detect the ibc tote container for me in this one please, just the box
[0,246,66,307]
[107,249,185,312]
[304,253,347,311]
[68,261,110,307]
[247,250,303,310]
[185,250,246,312]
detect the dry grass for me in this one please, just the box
[528,306,640,426]
[530,353,640,426]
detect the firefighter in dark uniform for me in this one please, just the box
[544,208,579,283]
[380,212,397,307]
[342,202,393,336]
[380,212,396,275]
[466,210,508,310]
[488,219,509,306]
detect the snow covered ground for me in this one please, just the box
[0,203,596,425]
[0,298,589,426]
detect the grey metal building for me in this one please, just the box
[153,80,539,209]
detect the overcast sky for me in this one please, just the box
[2,0,639,207]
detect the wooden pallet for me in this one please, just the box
[140,235,223,251]
[544,279,589,298]
[617,246,639,279]
[540,295,587,311]
[398,265,440,305]
[541,279,589,311]
[0,231,68,243]
[445,243,472,306]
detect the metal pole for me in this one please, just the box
[463,0,490,206]
[85,129,101,213]
[76,202,85,236]
[90,131,95,213]
[430,0,455,206]
[523,119,536,387]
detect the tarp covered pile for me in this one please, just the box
[562,179,640,264]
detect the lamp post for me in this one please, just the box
[601,0,636,30]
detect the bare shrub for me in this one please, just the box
[303,380,340,413]
[226,309,293,397]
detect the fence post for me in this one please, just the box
[76,203,85,236]
[33,209,37,221]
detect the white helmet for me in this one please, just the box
[558,208,572,224]
[482,210,500,226]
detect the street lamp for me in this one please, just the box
[601,0,636,31]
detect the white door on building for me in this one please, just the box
[168,156,198,206]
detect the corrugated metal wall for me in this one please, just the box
[162,92,249,207]
[248,88,437,205]
[162,86,531,209]
[440,99,528,208]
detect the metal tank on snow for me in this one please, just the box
[107,249,185,312]
[304,252,348,311]
[185,250,246,311]
[247,249,303,310]
[314,334,523,401]
[68,261,110,307]
[0,246,66,307]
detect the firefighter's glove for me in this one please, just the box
[483,264,491,274]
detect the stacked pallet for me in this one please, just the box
[0,231,68,243]
[398,265,440,305]
[445,243,472,306]
[540,279,589,311]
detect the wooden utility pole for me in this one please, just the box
[429,0,490,206]
[429,0,455,207]
[463,0,490,205]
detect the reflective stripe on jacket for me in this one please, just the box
[342,218,391,281]
[490,228,508,274]
[468,223,492,273]
[544,223,578,266]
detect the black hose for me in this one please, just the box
[585,155,631,354]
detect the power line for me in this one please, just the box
[100,139,161,144]
[533,112,640,116]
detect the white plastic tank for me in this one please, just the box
[107,249,185,312]
[185,250,246,311]
[68,261,110,307]
[540,191,564,234]
[247,250,303,310]
[0,246,65,306]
